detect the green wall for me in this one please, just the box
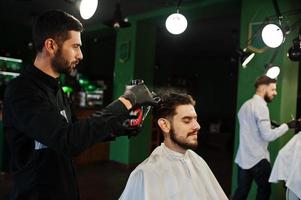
[109,21,156,164]
[108,0,240,166]
[231,0,300,199]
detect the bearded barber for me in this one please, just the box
[232,75,297,200]
[3,10,156,200]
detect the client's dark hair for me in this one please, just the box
[153,90,195,124]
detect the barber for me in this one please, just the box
[3,9,155,200]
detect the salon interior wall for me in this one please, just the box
[109,0,241,166]
[0,0,240,169]
[109,20,156,164]
[231,0,300,199]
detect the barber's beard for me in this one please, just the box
[170,126,198,151]
[51,48,72,75]
[264,93,273,103]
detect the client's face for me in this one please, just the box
[169,104,200,151]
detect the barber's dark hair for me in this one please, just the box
[153,90,195,126]
[32,10,83,52]
[254,75,277,89]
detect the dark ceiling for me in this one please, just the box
[0,0,241,60]
[0,0,241,54]
[0,0,198,27]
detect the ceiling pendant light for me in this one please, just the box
[241,52,255,67]
[165,11,187,35]
[261,0,286,48]
[261,23,284,48]
[104,2,131,28]
[237,48,255,68]
[265,64,280,79]
[80,0,98,20]
[165,0,187,35]
[113,3,130,28]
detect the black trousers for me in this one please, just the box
[233,159,271,200]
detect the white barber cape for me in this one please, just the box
[269,133,301,199]
[119,143,228,200]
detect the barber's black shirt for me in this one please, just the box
[3,64,129,200]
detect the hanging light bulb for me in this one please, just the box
[238,48,255,68]
[104,3,131,28]
[265,64,280,79]
[165,10,187,35]
[232,48,255,68]
[241,52,255,67]
[261,24,284,48]
[80,0,98,20]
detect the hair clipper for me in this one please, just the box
[123,80,159,130]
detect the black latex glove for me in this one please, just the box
[286,120,297,129]
[122,82,156,107]
[113,121,143,138]
[91,109,143,141]
[102,126,143,141]
[294,118,301,134]
[118,107,144,138]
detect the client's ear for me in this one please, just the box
[158,118,170,133]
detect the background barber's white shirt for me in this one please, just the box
[235,95,288,169]
[269,133,301,199]
[119,143,228,200]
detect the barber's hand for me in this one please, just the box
[271,120,280,128]
[122,82,156,107]
[112,122,143,138]
[294,118,301,134]
[103,121,143,141]
[286,120,297,129]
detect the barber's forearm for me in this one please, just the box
[259,121,289,141]
[119,97,132,110]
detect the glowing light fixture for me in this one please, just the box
[165,0,187,35]
[265,64,280,79]
[237,49,255,68]
[165,11,187,35]
[80,0,98,20]
[242,52,255,67]
[0,56,22,63]
[261,24,284,48]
